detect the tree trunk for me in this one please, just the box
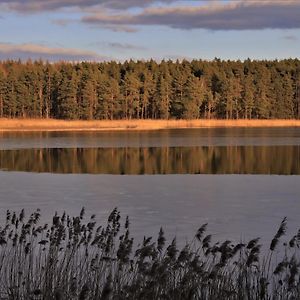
[0,95,3,118]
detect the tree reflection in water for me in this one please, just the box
[0,146,299,175]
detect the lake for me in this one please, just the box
[0,127,299,244]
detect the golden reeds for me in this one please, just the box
[0,118,300,132]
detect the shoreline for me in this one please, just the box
[0,118,300,132]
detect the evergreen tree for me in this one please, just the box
[57,68,78,119]
[182,75,204,119]
[97,74,120,120]
[80,79,96,120]
[43,65,53,119]
[123,72,140,119]
[171,64,189,118]
[141,71,155,119]
[242,75,255,119]
[204,89,214,119]
[156,74,171,119]
[0,67,5,118]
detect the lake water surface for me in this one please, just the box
[0,128,299,243]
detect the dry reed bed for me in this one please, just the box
[0,208,299,299]
[1,118,300,132]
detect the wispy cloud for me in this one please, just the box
[108,42,146,51]
[92,42,146,51]
[101,0,175,10]
[0,43,111,62]
[101,25,138,33]
[89,41,147,52]
[82,1,300,31]
[0,0,175,12]
[0,0,98,12]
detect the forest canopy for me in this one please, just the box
[0,58,299,120]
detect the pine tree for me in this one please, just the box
[156,74,171,119]
[80,79,96,120]
[43,65,53,119]
[141,71,155,119]
[204,89,214,119]
[123,72,140,119]
[254,66,271,119]
[97,74,120,120]
[57,68,78,119]
[242,75,255,119]
[0,67,5,118]
[182,75,204,119]
[171,65,189,118]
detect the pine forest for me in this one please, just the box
[0,58,300,120]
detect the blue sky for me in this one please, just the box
[0,0,300,61]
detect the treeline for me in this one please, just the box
[0,58,300,120]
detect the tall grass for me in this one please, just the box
[1,118,300,132]
[0,208,299,299]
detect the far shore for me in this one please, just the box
[0,118,300,132]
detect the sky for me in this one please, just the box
[0,0,300,62]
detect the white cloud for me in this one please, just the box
[0,0,175,12]
[0,43,111,62]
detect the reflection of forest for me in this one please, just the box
[0,146,299,175]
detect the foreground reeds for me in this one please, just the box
[0,209,299,300]
[1,118,300,132]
